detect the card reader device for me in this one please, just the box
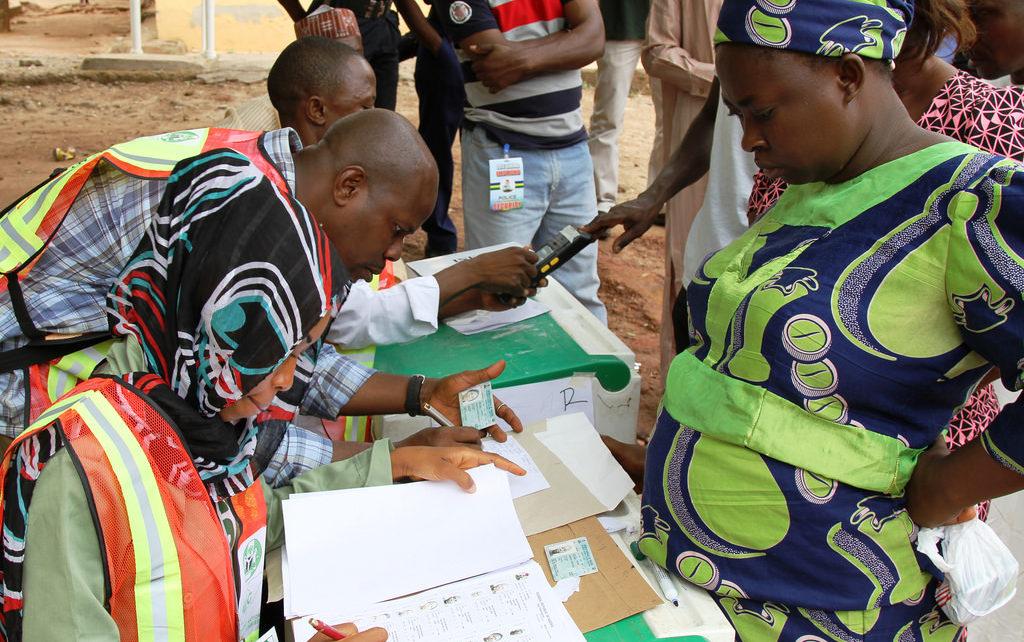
[531,225,595,287]
[498,226,595,305]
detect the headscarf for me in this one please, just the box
[714,0,914,61]
[107,144,345,497]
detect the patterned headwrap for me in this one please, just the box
[714,0,914,61]
[107,145,344,497]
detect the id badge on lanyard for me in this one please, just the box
[489,144,525,211]
[237,525,267,641]
[227,486,269,642]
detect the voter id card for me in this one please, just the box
[458,382,497,429]
[544,537,598,582]
[489,156,524,211]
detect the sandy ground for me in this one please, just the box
[0,2,666,438]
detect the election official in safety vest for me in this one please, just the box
[0,117,525,641]
[0,111,531,501]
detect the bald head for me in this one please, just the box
[318,108,438,199]
[294,109,439,281]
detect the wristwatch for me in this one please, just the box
[405,374,426,416]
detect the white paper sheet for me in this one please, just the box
[407,242,521,277]
[290,560,585,642]
[481,435,550,499]
[281,465,532,618]
[493,376,595,431]
[534,413,634,509]
[444,299,550,335]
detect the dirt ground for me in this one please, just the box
[0,2,667,438]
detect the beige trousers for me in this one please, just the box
[588,40,645,213]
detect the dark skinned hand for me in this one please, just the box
[467,42,530,93]
[905,435,979,528]
[390,446,527,491]
[397,426,488,450]
[308,623,387,641]
[581,193,663,253]
[420,360,523,441]
[465,246,540,298]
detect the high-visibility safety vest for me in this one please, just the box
[327,262,396,443]
[0,376,268,642]
[0,128,289,427]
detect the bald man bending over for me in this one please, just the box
[0,109,526,488]
[222,37,545,380]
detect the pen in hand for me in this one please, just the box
[422,401,456,428]
[309,618,348,640]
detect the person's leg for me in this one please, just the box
[460,125,550,250]
[588,40,644,214]
[362,14,400,110]
[538,140,607,323]
[647,76,666,189]
[415,37,463,255]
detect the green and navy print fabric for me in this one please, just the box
[714,0,913,61]
[107,146,344,497]
[640,142,1024,630]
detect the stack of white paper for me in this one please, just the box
[291,560,585,642]
[481,434,550,499]
[281,465,533,618]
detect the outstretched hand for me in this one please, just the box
[391,446,527,492]
[422,360,523,441]
[397,426,488,450]
[581,194,663,253]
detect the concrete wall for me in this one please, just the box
[155,0,294,54]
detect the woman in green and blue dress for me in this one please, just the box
[638,0,1024,639]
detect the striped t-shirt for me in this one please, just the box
[439,0,586,149]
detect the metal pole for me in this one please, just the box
[202,0,217,60]
[129,0,143,54]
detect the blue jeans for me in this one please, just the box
[461,125,607,323]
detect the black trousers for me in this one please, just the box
[414,25,464,255]
[359,12,401,110]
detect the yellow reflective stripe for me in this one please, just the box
[106,129,210,172]
[46,340,115,401]
[76,391,186,642]
[0,154,101,272]
[1,128,211,273]
[0,390,93,507]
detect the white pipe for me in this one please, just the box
[129,0,143,54]
[202,0,217,60]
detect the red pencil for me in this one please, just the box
[309,618,348,640]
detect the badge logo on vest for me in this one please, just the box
[450,1,472,24]
[243,538,264,580]
[160,131,200,143]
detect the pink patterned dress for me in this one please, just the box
[746,71,1024,519]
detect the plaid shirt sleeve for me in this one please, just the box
[260,343,377,485]
[300,342,376,419]
[261,422,335,487]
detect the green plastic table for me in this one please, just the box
[375,313,632,393]
[585,614,707,641]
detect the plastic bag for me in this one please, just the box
[917,519,1019,625]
